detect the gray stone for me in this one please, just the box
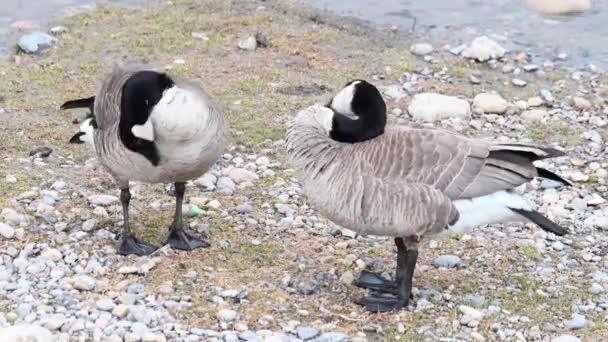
[0,324,54,340]
[88,195,119,206]
[408,93,471,122]
[73,275,96,291]
[316,332,349,342]
[512,78,527,87]
[297,327,319,340]
[410,43,433,56]
[217,309,238,322]
[43,313,66,330]
[593,271,608,282]
[217,177,236,195]
[236,203,253,214]
[97,297,116,311]
[434,255,462,268]
[461,36,506,62]
[18,32,57,54]
[565,314,586,330]
[238,331,258,341]
[82,218,97,232]
[0,222,15,239]
[552,336,581,342]
[238,36,257,51]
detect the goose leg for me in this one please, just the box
[117,188,157,256]
[163,182,210,251]
[355,238,418,312]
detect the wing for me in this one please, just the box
[359,176,459,236]
[349,125,559,200]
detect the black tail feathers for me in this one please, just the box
[511,208,568,236]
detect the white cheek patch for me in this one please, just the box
[314,108,334,135]
[80,118,95,145]
[131,119,155,141]
[330,81,360,119]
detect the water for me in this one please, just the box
[1,0,606,67]
[0,0,143,55]
[304,0,608,68]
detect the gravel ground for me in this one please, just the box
[0,0,607,341]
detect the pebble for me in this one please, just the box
[0,324,54,340]
[565,314,586,329]
[473,93,508,114]
[461,36,506,62]
[521,109,546,122]
[0,222,16,239]
[238,36,257,50]
[236,203,253,214]
[82,218,97,232]
[552,336,581,342]
[317,332,350,342]
[256,156,270,166]
[5,175,17,183]
[297,327,320,340]
[217,176,236,195]
[410,43,433,56]
[434,255,462,268]
[512,78,527,87]
[588,283,604,294]
[73,275,96,291]
[41,248,62,261]
[217,309,239,322]
[97,297,116,311]
[408,93,471,122]
[18,32,57,54]
[226,168,259,184]
[339,271,355,285]
[88,195,119,206]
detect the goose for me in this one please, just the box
[61,63,227,256]
[285,80,570,312]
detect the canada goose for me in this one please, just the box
[62,63,227,256]
[285,80,570,312]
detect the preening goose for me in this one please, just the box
[285,80,570,312]
[62,63,227,256]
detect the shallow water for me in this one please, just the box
[304,0,608,68]
[1,0,607,68]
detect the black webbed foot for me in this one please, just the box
[355,294,408,313]
[118,235,157,256]
[356,271,398,293]
[164,226,210,251]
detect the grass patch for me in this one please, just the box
[528,120,584,146]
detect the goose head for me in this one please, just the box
[325,80,387,143]
[119,70,175,165]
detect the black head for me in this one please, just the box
[119,70,174,166]
[326,80,387,143]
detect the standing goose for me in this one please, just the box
[285,80,570,312]
[62,63,227,256]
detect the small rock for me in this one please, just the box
[410,43,433,56]
[97,298,116,311]
[589,283,604,294]
[317,332,349,342]
[88,195,119,206]
[523,0,591,14]
[217,309,239,322]
[217,177,236,195]
[238,36,257,51]
[408,93,471,122]
[50,26,67,34]
[523,64,539,72]
[256,156,270,167]
[434,255,462,268]
[565,313,586,330]
[339,271,355,285]
[226,168,258,184]
[521,109,546,122]
[73,275,96,291]
[5,175,17,183]
[236,203,253,214]
[255,32,271,48]
[572,97,591,110]
[461,36,506,62]
[297,327,320,340]
[512,78,527,87]
[0,222,15,239]
[82,218,97,232]
[41,248,62,262]
[207,200,221,209]
[551,336,581,342]
[29,147,53,158]
[473,93,508,114]
[0,324,54,340]
[18,32,57,54]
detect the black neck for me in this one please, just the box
[118,71,174,166]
